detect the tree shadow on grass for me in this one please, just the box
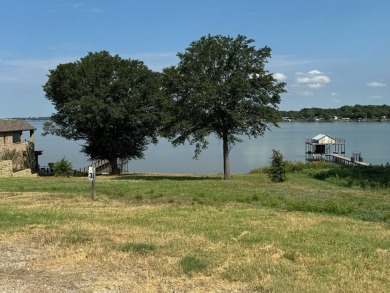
[107,173,222,181]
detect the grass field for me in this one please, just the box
[0,169,389,292]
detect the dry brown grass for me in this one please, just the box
[0,179,389,293]
[0,192,253,292]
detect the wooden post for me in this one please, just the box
[91,180,96,200]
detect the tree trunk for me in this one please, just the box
[109,158,120,175]
[223,134,231,180]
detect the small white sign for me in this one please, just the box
[88,166,96,182]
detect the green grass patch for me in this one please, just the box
[0,172,389,291]
[1,171,389,222]
[61,227,93,245]
[121,242,157,254]
[0,207,76,231]
[180,255,208,275]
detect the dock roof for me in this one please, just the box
[0,119,36,133]
[312,134,329,140]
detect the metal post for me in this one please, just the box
[88,166,96,200]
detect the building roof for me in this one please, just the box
[0,119,36,133]
[311,134,336,144]
[312,134,328,141]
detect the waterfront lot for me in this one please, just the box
[0,173,389,292]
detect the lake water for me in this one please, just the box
[29,120,390,174]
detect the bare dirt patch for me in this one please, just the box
[0,235,252,292]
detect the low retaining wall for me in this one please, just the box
[13,169,37,177]
[0,160,36,177]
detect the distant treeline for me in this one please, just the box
[13,104,390,122]
[15,117,50,121]
[280,104,390,121]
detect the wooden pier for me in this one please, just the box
[324,153,371,167]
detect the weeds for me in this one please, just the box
[121,242,156,254]
[251,160,334,175]
[252,160,390,191]
[180,255,207,275]
[62,227,92,245]
[312,164,390,188]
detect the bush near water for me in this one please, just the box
[254,160,390,189]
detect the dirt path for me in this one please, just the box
[0,240,98,292]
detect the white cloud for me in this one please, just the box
[369,95,383,100]
[331,92,338,96]
[273,72,286,81]
[295,70,330,89]
[367,81,386,87]
[306,82,324,89]
[300,91,314,96]
[0,57,77,88]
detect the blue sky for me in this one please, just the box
[1,0,389,117]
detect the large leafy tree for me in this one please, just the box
[43,51,161,174]
[162,35,286,179]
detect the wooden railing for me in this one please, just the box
[78,160,111,174]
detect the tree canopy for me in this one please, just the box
[162,34,286,179]
[43,51,162,174]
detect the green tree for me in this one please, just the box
[268,149,287,182]
[162,35,286,179]
[43,51,162,174]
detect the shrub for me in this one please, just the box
[312,164,390,189]
[250,160,333,175]
[268,149,287,182]
[51,157,73,176]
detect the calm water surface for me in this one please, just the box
[30,121,390,174]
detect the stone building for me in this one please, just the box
[0,119,42,175]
